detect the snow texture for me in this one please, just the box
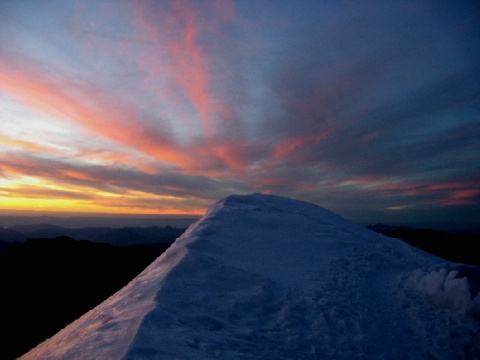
[19,193,480,359]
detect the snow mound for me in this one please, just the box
[19,193,480,359]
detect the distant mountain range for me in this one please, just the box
[0,223,187,247]
[0,215,199,229]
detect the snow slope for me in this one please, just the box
[19,194,480,359]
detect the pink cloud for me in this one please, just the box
[271,132,331,163]
[337,176,480,207]
[0,64,196,168]
[130,0,234,137]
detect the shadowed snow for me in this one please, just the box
[19,194,480,359]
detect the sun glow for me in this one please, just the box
[0,196,86,212]
[0,193,205,216]
[0,175,205,215]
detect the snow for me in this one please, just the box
[18,193,480,359]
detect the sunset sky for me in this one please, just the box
[0,0,479,230]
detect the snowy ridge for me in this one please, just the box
[19,194,480,359]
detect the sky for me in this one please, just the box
[19,194,480,359]
[0,0,479,231]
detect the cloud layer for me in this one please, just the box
[0,0,479,230]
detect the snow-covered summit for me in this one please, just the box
[20,193,480,359]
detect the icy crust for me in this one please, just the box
[406,264,480,313]
[19,193,480,359]
[395,263,480,359]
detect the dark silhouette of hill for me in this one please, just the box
[0,236,171,360]
[0,240,12,257]
[368,224,480,266]
[1,224,185,246]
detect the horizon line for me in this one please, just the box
[0,208,203,219]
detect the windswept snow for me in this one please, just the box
[19,194,480,359]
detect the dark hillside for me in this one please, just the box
[0,240,12,257]
[2,224,186,246]
[369,225,480,266]
[0,237,171,360]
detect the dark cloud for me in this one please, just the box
[255,1,480,183]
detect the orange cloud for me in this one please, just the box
[0,135,54,153]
